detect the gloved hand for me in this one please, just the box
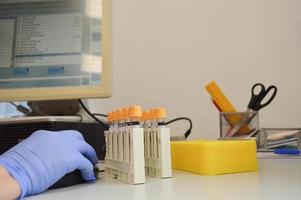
[0,130,98,199]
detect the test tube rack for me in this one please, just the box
[105,106,172,184]
[105,107,145,185]
[144,125,172,178]
[105,126,145,184]
[143,109,172,178]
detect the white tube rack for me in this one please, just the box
[105,126,145,184]
[144,126,172,178]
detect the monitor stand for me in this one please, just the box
[0,100,107,160]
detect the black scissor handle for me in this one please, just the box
[247,83,265,109]
[255,85,277,110]
[250,84,277,111]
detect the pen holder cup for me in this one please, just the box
[219,111,259,139]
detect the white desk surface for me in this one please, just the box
[28,159,301,200]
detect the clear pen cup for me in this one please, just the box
[219,111,259,139]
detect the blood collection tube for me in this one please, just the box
[128,105,143,162]
[143,111,151,164]
[116,109,124,161]
[154,108,167,160]
[112,110,119,160]
[106,112,113,159]
[123,107,130,162]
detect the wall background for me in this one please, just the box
[89,0,301,139]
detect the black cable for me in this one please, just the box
[78,100,108,128]
[165,117,193,139]
[9,102,17,107]
[9,101,31,115]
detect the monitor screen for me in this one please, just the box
[0,0,112,101]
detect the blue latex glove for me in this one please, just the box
[0,130,98,199]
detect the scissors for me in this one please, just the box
[226,83,277,138]
[246,83,277,112]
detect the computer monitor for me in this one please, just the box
[0,0,111,159]
[0,0,112,102]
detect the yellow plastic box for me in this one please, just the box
[171,139,258,175]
